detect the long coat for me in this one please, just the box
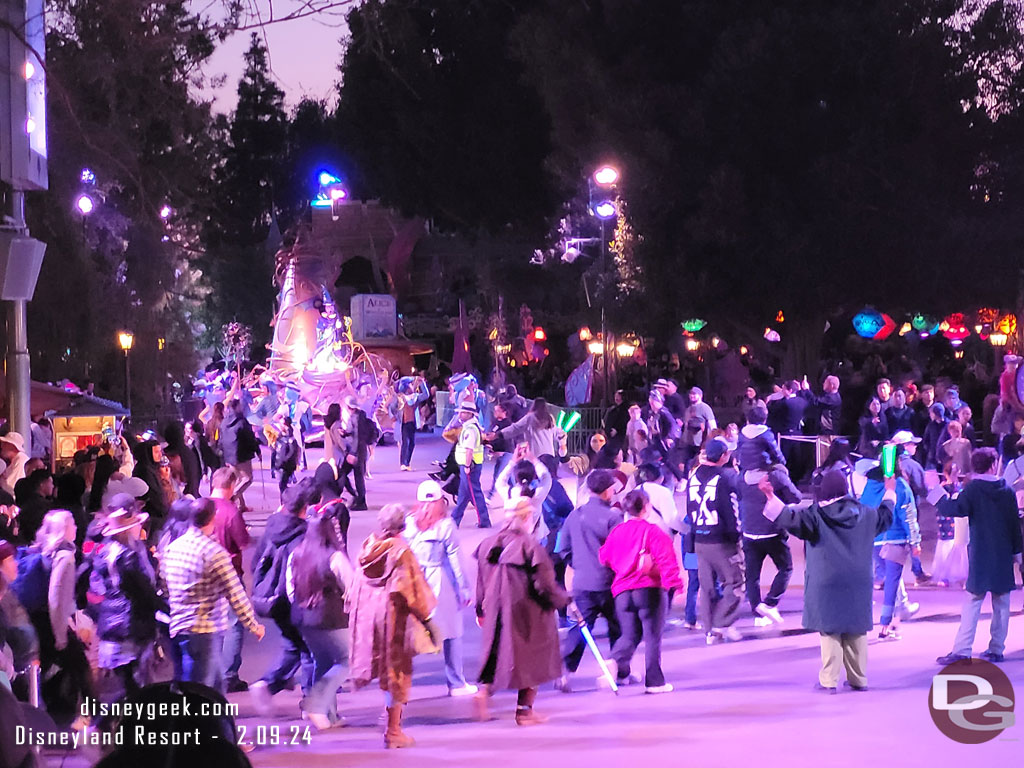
[474,520,569,691]
[404,516,469,639]
[347,533,436,704]
[774,497,893,635]
[938,478,1024,595]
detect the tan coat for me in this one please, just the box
[347,533,437,703]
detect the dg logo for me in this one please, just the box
[930,660,1016,744]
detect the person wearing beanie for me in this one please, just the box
[760,469,896,693]
[474,496,569,725]
[685,439,743,644]
[555,469,623,691]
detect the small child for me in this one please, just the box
[941,420,972,475]
[737,405,785,473]
[929,462,969,586]
[625,404,649,464]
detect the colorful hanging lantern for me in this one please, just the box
[942,313,969,346]
[911,314,931,332]
[977,307,999,325]
[874,314,897,341]
[898,322,912,336]
[996,314,1017,335]
[763,328,781,343]
[775,310,785,323]
[852,308,884,339]
[681,318,707,333]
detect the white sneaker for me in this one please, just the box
[720,626,743,643]
[753,616,774,628]
[756,603,784,624]
[645,683,674,694]
[449,683,479,697]
[249,680,273,716]
[900,602,920,620]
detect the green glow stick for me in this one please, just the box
[556,410,566,430]
[563,411,581,432]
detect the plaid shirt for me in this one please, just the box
[161,526,259,637]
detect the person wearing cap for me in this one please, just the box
[404,480,476,696]
[859,445,921,641]
[680,386,718,473]
[685,439,744,643]
[161,499,265,693]
[760,469,896,692]
[348,503,439,748]
[474,496,569,725]
[390,374,430,471]
[625,403,648,464]
[0,432,29,498]
[451,400,490,529]
[556,469,623,690]
[935,447,1024,665]
[892,430,931,586]
[93,497,163,700]
[642,389,683,485]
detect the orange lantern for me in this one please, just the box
[977,307,999,325]
[996,314,1017,335]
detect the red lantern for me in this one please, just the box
[943,313,970,345]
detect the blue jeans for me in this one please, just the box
[952,592,1012,657]
[443,637,468,689]
[400,421,417,466]
[452,463,489,527]
[222,612,244,682]
[261,601,314,696]
[300,627,349,720]
[174,631,224,692]
[880,557,905,626]
[873,544,884,583]
[684,569,700,626]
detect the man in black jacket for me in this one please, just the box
[249,483,312,714]
[219,399,258,513]
[686,440,744,644]
[339,397,370,511]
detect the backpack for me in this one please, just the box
[359,411,381,447]
[275,435,299,472]
[237,422,261,463]
[12,547,51,614]
[251,539,296,617]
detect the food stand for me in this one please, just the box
[50,397,128,469]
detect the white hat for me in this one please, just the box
[102,476,150,507]
[457,400,479,415]
[417,480,445,502]
[0,432,25,454]
[854,458,880,476]
[890,430,921,446]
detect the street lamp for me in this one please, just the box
[75,194,94,215]
[594,165,619,186]
[118,331,134,414]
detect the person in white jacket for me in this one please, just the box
[403,480,477,696]
[493,448,552,543]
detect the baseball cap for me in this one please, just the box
[890,430,921,446]
[417,480,445,502]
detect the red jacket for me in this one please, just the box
[598,518,682,597]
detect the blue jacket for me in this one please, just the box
[737,424,785,472]
[861,475,920,546]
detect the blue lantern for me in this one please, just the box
[853,308,884,339]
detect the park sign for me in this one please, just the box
[350,294,397,340]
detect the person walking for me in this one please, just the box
[680,387,718,471]
[249,485,312,712]
[161,499,265,692]
[474,497,569,724]
[219,399,259,513]
[451,401,491,528]
[935,448,1024,664]
[338,397,370,511]
[685,439,744,644]
[555,470,622,691]
[347,504,439,748]
[404,480,477,696]
[599,489,682,692]
[209,467,251,693]
[760,470,896,692]
[392,374,430,471]
[286,515,353,730]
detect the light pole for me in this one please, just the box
[118,331,134,414]
[591,165,619,409]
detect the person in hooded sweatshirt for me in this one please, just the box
[736,405,785,473]
[249,483,313,715]
[132,440,169,536]
[760,469,895,693]
[685,439,744,644]
[935,448,1024,664]
[348,503,438,749]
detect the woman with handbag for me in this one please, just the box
[598,489,682,693]
[286,515,353,731]
[473,497,569,725]
[347,504,439,748]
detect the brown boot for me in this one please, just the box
[384,704,415,749]
[473,690,491,722]
[515,707,548,726]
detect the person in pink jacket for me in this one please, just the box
[598,489,683,693]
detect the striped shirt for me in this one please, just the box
[161,526,259,637]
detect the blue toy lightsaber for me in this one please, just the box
[568,602,619,695]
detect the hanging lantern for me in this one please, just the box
[874,314,897,341]
[898,322,912,336]
[681,318,707,333]
[852,307,884,339]
[911,313,932,332]
[775,310,785,323]
[943,313,970,346]
[996,314,1017,335]
[764,328,781,343]
[977,307,999,325]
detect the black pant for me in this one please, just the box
[742,536,793,613]
[261,600,312,695]
[563,589,621,673]
[400,421,417,466]
[611,587,666,687]
[342,448,367,507]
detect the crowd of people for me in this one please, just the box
[0,359,1023,761]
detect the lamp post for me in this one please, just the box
[592,165,619,408]
[118,331,134,414]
